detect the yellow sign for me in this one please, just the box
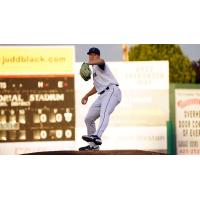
[0,46,74,75]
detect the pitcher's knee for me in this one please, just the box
[85,115,94,124]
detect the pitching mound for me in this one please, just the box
[23,150,165,155]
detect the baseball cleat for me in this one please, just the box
[82,135,102,145]
[79,145,100,151]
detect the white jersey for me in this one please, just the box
[92,63,119,93]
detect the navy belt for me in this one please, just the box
[99,84,119,95]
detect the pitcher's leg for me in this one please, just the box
[96,88,121,138]
[84,98,100,136]
[82,98,101,148]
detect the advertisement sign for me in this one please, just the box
[0,46,74,75]
[175,89,200,154]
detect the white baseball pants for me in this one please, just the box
[85,85,121,138]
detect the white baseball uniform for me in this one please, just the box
[85,63,121,139]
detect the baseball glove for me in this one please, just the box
[80,62,91,81]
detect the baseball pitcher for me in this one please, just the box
[79,47,122,151]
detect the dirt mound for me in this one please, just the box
[23,149,165,155]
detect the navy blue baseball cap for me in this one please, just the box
[87,47,100,55]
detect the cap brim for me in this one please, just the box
[87,51,100,55]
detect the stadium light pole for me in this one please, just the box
[122,44,129,61]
